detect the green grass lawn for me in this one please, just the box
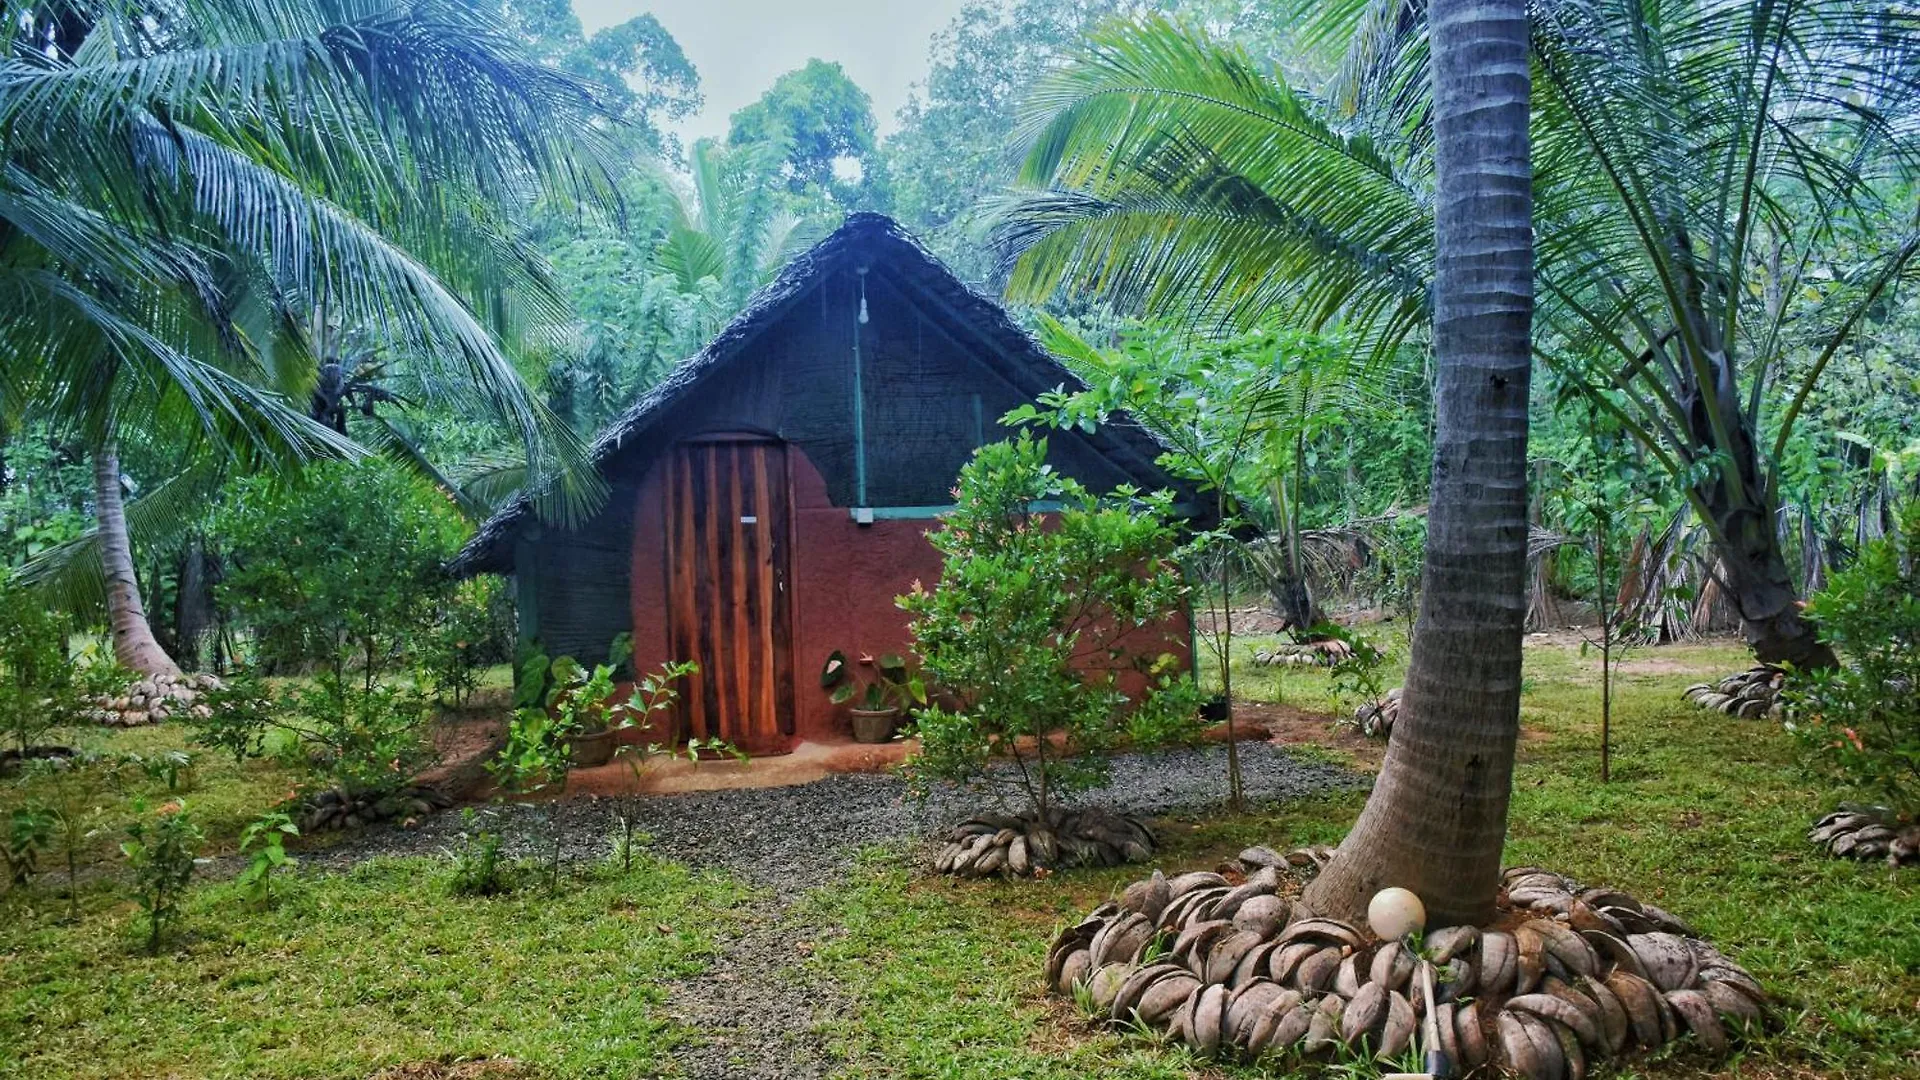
[1,721,311,875]
[3,635,1916,1079]
[811,634,1920,1080]
[0,857,747,1080]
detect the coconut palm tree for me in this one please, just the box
[1002,0,1535,924]
[1,0,615,672]
[653,137,824,337]
[996,0,1920,670]
[1301,0,1533,925]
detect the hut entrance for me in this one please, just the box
[664,437,795,752]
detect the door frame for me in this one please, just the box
[661,432,797,750]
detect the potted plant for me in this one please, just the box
[513,635,636,768]
[823,651,927,743]
[548,658,623,766]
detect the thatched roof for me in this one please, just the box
[451,213,1191,577]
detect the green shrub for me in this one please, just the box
[419,577,514,707]
[1323,624,1389,712]
[445,807,507,896]
[128,749,195,793]
[214,460,468,680]
[0,576,101,754]
[22,750,131,914]
[235,810,299,909]
[121,800,203,954]
[899,436,1204,820]
[3,804,54,887]
[1788,503,1920,813]
[491,657,697,891]
[186,673,431,799]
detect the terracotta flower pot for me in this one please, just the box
[570,728,618,768]
[850,707,899,744]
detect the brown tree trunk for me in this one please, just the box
[1705,497,1835,669]
[1303,0,1533,927]
[1672,315,1836,670]
[93,442,181,677]
[1270,575,1324,634]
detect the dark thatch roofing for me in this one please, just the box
[450,212,1193,577]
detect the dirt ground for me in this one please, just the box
[1238,700,1384,768]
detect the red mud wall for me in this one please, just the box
[627,444,1192,753]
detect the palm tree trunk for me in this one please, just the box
[1679,349,1835,669]
[1302,0,1533,927]
[1701,485,1835,669]
[93,442,181,677]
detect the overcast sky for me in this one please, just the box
[573,1,973,145]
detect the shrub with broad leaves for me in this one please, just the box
[121,800,203,954]
[1787,502,1920,814]
[899,436,1204,821]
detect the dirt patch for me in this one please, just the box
[1523,628,1602,649]
[1235,701,1383,769]
[663,906,846,1080]
[415,712,507,800]
[563,737,910,797]
[1610,656,1728,676]
[1195,607,1298,635]
[1194,606,1405,636]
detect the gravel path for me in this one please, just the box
[312,741,1360,1080]
[313,741,1358,889]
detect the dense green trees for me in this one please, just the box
[5,0,1915,717]
[728,59,885,206]
[995,1,1920,669]
[886,0,1296,283]
[498,0,701,149]
[1,0,625,671]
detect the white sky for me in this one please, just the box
[573,1,973,146]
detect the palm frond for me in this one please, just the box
[11,463,227,615]
[996,15,1432,351]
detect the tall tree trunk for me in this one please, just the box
[1702,488,1835,668]
[93,442,181,677]
[1676,333,1836,668]
[173,535,215,673]
[1303,0,1533,927]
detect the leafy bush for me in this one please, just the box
[129,749,195,793]
[492,659,621,797]
[495,655,698,792]
[1788,503,1920,813]
[445,808,507,897]
[235,811,299,909]
[0,576,104,753]
[1323,625,1389,712]
[214,460,468,680]
[823,650,927,712]
[121,800,203,954]
[0,429,91,568]
[186,673,431,799]
[418,577,514,707]
[899,436,1204,820]
[4,804,54,887]
[1353,514,1426,618]
[491,658,698,891]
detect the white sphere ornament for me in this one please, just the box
[1368,887,1427,940]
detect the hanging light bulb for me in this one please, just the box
[857,266,870,325]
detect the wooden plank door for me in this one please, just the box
[665,439,794,752]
